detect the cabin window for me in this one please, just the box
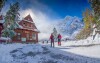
[32,33,36,40]
[23,23,25,25]
[28,23,30,27]
[29,24,31,27]
[23,22,27,26]
[17,33,21,40]
[27,33,29,40]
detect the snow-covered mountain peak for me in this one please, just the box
[56,16,84,39]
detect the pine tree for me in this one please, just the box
[53,28,58,40]
[89,0,100,28]
[2,2,20,39]
[89,0,100,16]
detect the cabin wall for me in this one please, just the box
[12,29,38,43]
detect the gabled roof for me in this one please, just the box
[23,14,34,23]
[18,14,39,33]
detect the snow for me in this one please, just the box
[0,43,27,63]
[40,35,100,58]
[0,37,11,40]
[0,36,100,63]
[16,22,23,28]
[23,19,34,24]
[21,44,43,54]
[66,45,100,58]
[34,29,40,32]
[56,16,83,36]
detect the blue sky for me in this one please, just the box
[5,0,90,19]
[38,0,90,18]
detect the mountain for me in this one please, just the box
[56,16,84,38]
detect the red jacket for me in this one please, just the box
[58,34,62,39]
[50,34,54,42]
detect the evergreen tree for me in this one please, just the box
[53,28,58,40]
[2,2,20,38]
[89,0,100,27]
[89,0,100,16]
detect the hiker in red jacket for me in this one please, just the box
[57,34,62,46]
[50,33,54,47]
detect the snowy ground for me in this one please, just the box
[40,43,100,58]
[0,44,100,63]
[0,37,100,63]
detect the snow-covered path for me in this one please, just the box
[40,39,100,59]
[0,36,99,63]
[56,44,100,58]
[0,42,100,63]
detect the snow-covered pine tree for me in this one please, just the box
[53,27,58,41]
[2,2,20,39]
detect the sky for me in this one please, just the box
[3,0,90,18]
[1,0,91,40]
[36,0,90,18]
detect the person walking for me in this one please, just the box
[50,33,54,47]
[47,40,48,44]
[92,24,97,40]
[42,41,44,44]
[57,34,62,46]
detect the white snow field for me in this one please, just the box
[0,42,100,63]
[47,36,100,58]
[0,36,100,63]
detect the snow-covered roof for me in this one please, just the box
[34,29,40,32]
[16,21,23,28]
[23,19,34,24]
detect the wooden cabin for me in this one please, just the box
[12,15,39,43]
[0,14,39,43]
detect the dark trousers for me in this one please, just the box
[51,42,54,47]
[58,39,61,46]
[93,33,97,40]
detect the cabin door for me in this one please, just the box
[21,38,26,42]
